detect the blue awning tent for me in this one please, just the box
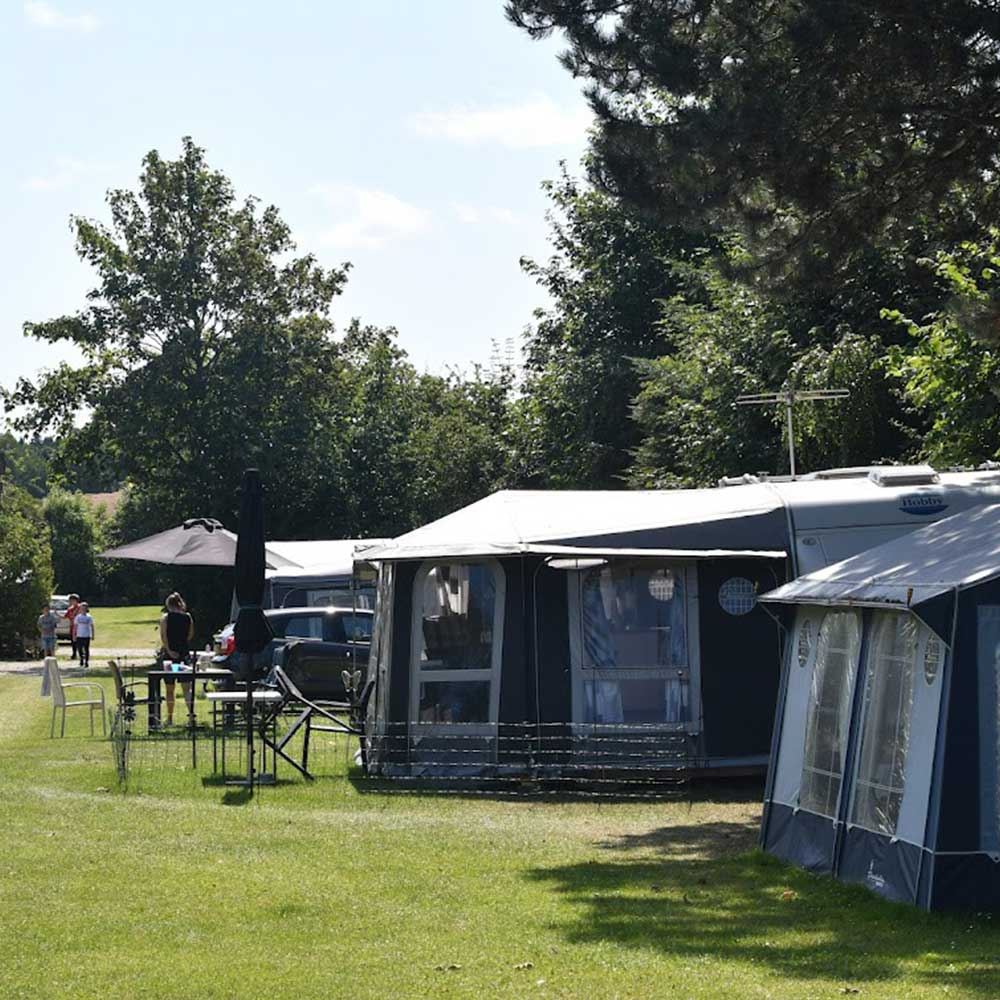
[760,503,1000,911]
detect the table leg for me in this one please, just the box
[148,675,161,731]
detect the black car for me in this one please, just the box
[213,607,373,689]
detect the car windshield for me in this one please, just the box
[50,598,69,611]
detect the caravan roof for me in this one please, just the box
[265,538,388,581]
[362,467,1000,564]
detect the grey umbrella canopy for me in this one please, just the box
[100,518,279,569]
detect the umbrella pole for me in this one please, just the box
[246,652,254,796]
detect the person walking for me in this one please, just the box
[37,604,59,659]
[158,593,195,725]
[74,602,95,668]
[66,594,81,660]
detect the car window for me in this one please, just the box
[342,614,373,642]
[282,615,324,640]
[50,599,69,612]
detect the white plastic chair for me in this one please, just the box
[44,659,106,737]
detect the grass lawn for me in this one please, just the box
[81,605,162,650]
[1,670,997,999]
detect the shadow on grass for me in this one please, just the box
[528,821,1000,995]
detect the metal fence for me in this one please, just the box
[110,705,691,799]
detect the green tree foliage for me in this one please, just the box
[516,171,707,487]
[0,481,54,657]
[3,138,350,540]
[886,235,1000,466]
[507,1,999,282]
[630,267,790,487]
[337,322,515,534]
[631,256,912,487]
[43,488,107,598]
[0,432,51,498]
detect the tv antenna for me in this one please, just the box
[736,387,850,479]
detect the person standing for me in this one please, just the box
[74,602,95,668]
[37,604,59,659]
[65,594,81,660]
[158,593,195,725]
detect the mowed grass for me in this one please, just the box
[85,605,161,650]
[1,672,998,1000]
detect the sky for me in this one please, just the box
[0,1,590,397]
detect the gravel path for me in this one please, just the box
[0,649,156,675]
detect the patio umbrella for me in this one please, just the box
[99,518,284,568]
[232,469,273,791]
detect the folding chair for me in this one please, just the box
[45,659,106,738]
[261,665,354,780]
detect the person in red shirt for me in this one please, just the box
[65,594,81,660]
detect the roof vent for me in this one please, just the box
[811,467,874,481]
[717,474,761,487]
[867,465,940,487]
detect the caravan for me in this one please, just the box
[359,466,1000,780]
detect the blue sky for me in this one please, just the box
[1,1,590,396]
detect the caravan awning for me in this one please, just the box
[360,542,786,562]
[361,487,787,562]
[760,503,1000,639]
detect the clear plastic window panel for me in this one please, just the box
[579,563,688,725]
[800,610,862,817]
[419,563,497,671]
[584,676,690,725]
[850,612,919,836]
[418,681,491,724]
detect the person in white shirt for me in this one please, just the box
[74,602,95,668]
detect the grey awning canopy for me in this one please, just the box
[361,487,788,562]
[760,503,1000,637]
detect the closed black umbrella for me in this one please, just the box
[233,469,273,791]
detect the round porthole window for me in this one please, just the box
[924,634,942,685]
[797,619,814,668]
[647,570,675,602]
[719,577,756,616]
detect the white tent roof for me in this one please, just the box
[265,538,388,580]
[362,489,785,561]
[761,503,1000,610]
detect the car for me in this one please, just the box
[212,606,373,687]
[49,595,73,639]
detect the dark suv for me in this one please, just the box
[213,607,372,688]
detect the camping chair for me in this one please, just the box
[44,659,106,738]
[110,660,160,718]
[259,664,354,780]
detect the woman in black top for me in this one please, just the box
[159,592,195,725]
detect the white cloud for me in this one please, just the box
[490,207,521,226]
[408,95,591,149]
[450,203,522,226]
[312,184,431,250]
[24,2,99,31]
[23,156,109,192]
[451,202,481,225]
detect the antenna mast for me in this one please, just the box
[736,387,849,479]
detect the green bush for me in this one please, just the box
[0,481,54,657]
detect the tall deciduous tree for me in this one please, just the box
[3,138,349,538]
[43,489,107,599]
[516,171,706,487]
